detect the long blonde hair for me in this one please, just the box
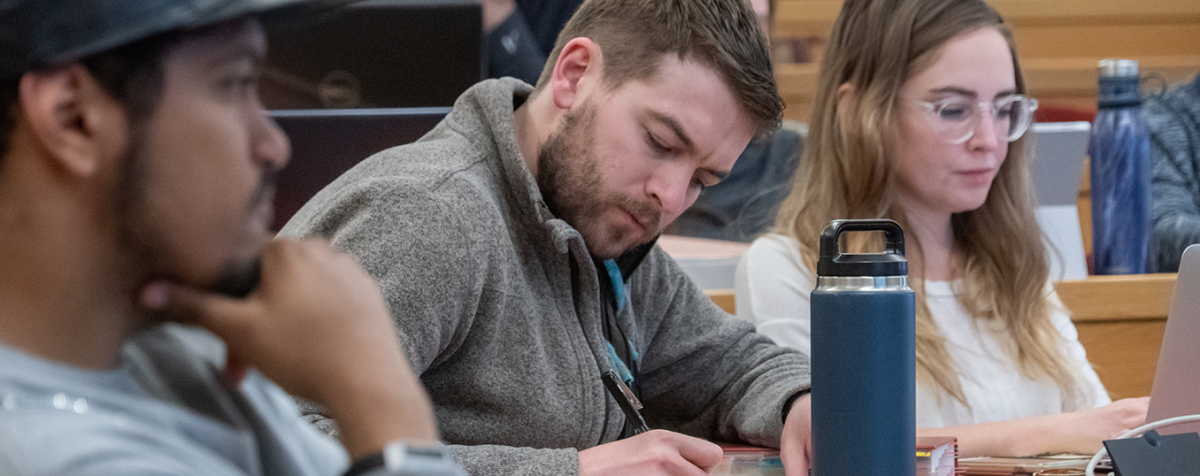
[775,0,1086,407]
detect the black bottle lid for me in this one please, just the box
[816,219,908,277]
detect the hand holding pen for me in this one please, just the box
[580,370,722,475]
[577,429,724,476]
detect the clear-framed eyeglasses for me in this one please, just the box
[908,95,1039,144]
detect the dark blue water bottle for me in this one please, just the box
[1089,59,1152,275]
[810,219,915,476]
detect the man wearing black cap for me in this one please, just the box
[0,1,460,475]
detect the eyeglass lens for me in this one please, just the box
[931,96,1037,144]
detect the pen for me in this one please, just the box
[602,369,649,435]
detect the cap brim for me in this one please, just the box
[1,0,358,80]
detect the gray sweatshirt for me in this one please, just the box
[0,324,349,476]
[279,78,811,476]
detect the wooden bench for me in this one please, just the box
[706,272,1174,399]
[771,0,1200,123]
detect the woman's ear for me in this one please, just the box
[548,37,604,111]
[17,64,127,178]
[834,82,859,137]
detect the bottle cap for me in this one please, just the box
[1098,59,1139,78]
[816,219,908,277]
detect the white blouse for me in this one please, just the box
[735,233,1111,428]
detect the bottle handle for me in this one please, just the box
[816,219,908,277]
[1141,71,1168,99]
[819,219,905,257]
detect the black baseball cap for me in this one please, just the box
[0,0,346,80]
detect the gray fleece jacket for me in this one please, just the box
[1146,73,1200,272]
[279,78,811,476]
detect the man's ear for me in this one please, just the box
[17,64,127,178]
[548,37,603,111]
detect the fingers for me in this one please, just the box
[578,430,724,476]
[670,432,723,471]
[783,449,809,476]
[1121,396,1151,413]
[139,280,253,339]
[781,440,810,476]
[781,394,812,476]
[1107,397,1150,428]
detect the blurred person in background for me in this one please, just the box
[664,0,805,244]
[1145,73,1200,272]
[479,0,585,84]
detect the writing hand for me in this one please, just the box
[578,429,723,476]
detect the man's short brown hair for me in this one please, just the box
[537,0,784,138]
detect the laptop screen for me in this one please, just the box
[1027,121,1091,281]
[261,0,482,109]
[1027,121,1090,208]
[270,107,451,230]
[1146,244,1200,435]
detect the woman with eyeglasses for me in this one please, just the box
[735,0,1148,457]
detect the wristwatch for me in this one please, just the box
[344,440,466,476]
[383,441,465,476]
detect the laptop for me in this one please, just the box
[1027,121,1091,281]
[260,0,482,109]
[1145,244,1200,435]
[270,107,451,229]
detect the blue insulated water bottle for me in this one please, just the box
[1089,59,1152,274]
[810,219,915,476]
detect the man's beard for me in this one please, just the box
[114,129,272,299]
[535,103,661,259]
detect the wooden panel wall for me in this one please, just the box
[772,0,1200,123]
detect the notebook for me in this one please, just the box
[1026,121,1091,281]
[712,439,956,476]
[1145,243,1200,435]
[269,107,451,229]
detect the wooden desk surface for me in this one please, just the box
[707,273,1176,399]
